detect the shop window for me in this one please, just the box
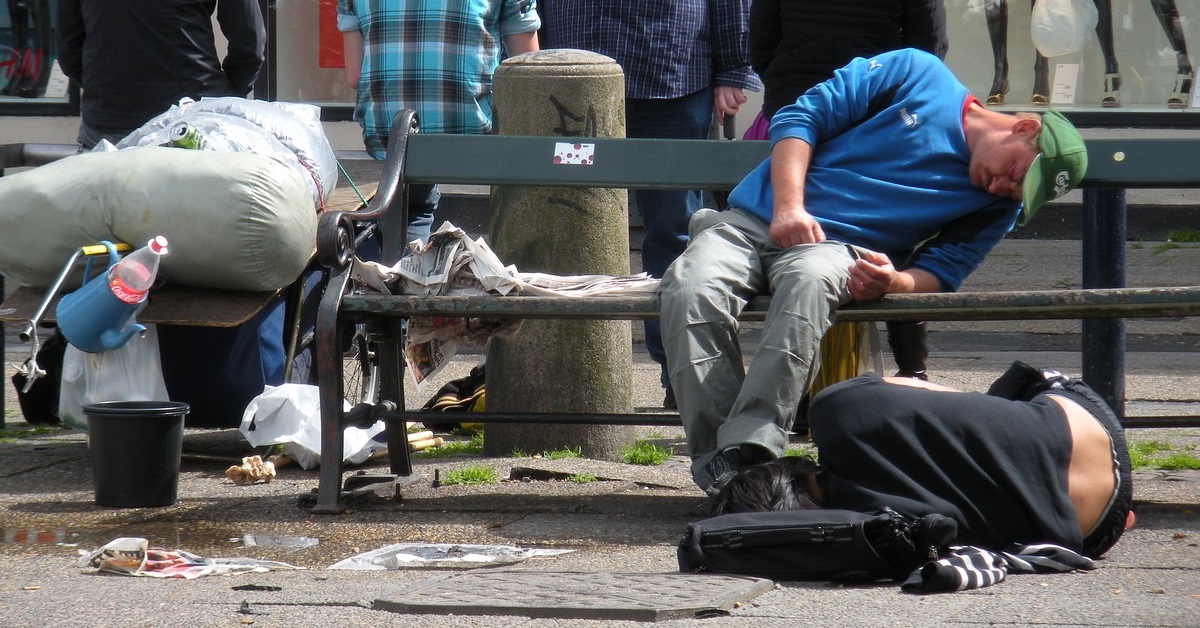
[1,0,69,103]
[945,0,1197,112]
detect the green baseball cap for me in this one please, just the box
[1020,109,1088,225]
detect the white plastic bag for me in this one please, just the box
[57,325,171,431]
[116,97,338,209]
[1031,0,1098,58]
[239,384,387,470]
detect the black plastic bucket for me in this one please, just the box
[84,401,190,508]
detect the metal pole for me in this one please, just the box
[1081,188,1126,417]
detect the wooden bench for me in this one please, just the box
[308,109,1200,512]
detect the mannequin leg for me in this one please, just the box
[985,0,1010,105]
[1024,0,1050,105]
[1094,0,1121,107]
[1032,50,1050,105]
[30,0,52,97]
[2,1,31,97]
[1151,0,1194,107]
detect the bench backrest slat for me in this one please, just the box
[1,143,79,173]
[402,134,1200,191]
[1081,138,1200,188]
[404,135,767,189]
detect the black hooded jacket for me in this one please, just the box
[750,0,947,119]
[57,0,265,134]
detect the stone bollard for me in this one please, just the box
[483,50,634,460]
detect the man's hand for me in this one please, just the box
[847,249,898,301]
[769,207,826,248]
[713,86,747,123]
[768,138,820,248]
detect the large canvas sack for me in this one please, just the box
[0,146,316,292]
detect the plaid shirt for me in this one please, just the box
[337,0,540,158]
[543,0,761,100]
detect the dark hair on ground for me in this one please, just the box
[712,455,823,515]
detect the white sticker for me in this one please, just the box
[553,142,595,166]
[1051,64,1079,105]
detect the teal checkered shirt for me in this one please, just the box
[337,0,541,158]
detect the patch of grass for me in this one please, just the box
[1165,228,1200,243]
[414,431,484,458]
[510,447,531,458]
[1128,440,1174,468]
[544,446,582,460]
[621,441,673,466]
[1153,242,1181,254]
[440,465,498,486]
[1128,439,1200,470]
[0,424,67,443]
[567,473,597,484]
[1156,453,1200,471]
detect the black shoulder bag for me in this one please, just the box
[678,507,957,582]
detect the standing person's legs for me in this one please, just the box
[626,88,714,399]
[350,183,440,264]
[76,121,136,150]
[887,320,929,379]
[405,183,440,245]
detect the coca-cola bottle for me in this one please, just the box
[107,236,169,304]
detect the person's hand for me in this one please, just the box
[769,206,825,248]
[847,249,897,302]
[713,86,747,123]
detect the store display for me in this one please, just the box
[974,0,1192,109]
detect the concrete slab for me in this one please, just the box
[372,571,775,621]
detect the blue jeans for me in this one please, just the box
[354,183,439,263]
[627,88,713,387]
[77,121,136,150]
[405,183,439,245]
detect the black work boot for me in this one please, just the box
[887,320,929,380]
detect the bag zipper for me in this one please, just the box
[701,523,856,550]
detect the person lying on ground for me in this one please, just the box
[712,363,1134,559]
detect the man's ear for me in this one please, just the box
[1012,117,1042,139]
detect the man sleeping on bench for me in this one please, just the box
[657,48,1089,498]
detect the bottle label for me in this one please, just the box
[109,277,147,304]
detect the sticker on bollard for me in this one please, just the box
[84,401,190,508]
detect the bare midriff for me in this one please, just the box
[1046,395,1118,537]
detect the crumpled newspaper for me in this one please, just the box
[353,221,659,386]
[79,537,303,579]
[327,543,574,570]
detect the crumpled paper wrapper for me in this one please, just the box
[225,455,276,485]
